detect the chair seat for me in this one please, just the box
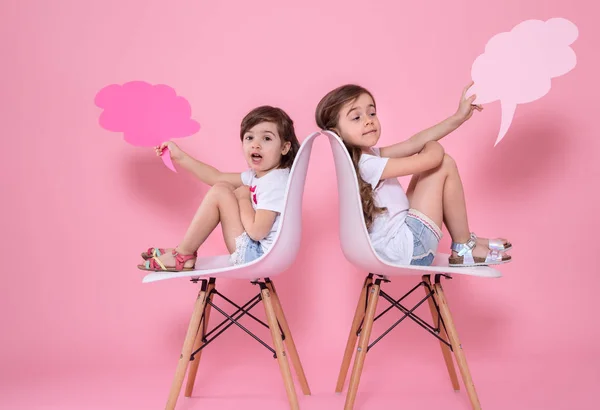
[369,252,502,278]
[142,254,271,283]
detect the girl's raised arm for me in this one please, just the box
[158,141,243,187]
[380,82,481,158]
[380,141,445,179]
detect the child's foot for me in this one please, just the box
[137,248,197,272]
[451,242,502,260]
[449,234,511,267]
[141,247,199,260]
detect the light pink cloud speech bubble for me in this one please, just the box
[94,81,201,172]
[468,18,578,146]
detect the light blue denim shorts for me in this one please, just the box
[405,209,442,266]
[229,232,265,265]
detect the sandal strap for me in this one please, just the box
[469,233,510,251]
[172,250,196,271]
[146,256,167,271]
[150,247,164,257]
[451,233,477,256]
[485,249,504,263]
[488,239,506,251]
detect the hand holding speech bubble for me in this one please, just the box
[94,81,200,171]
[468,18,578,146]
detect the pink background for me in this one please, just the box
[1,1,598,409]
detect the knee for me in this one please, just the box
[441,153,457,170]
[423,141,443,156]
[424,140,442,149]
[208,182,236,197]
[421,141,445,168]
[213,181,236,190]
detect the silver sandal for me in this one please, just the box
[449,233,512,267]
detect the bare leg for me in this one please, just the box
[440,155,470,243]
[407,151,504,259]
[150,182,245,268]
[406,173,420,198]
[178,182,246,254]
[407,154,459,238]
[438,159,508,249]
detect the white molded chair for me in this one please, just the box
[143,131,321,410]
[323,130,501,410]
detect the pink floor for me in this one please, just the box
[2,313,597,410]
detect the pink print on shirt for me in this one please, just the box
[250,185,257,204]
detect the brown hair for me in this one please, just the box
[240,106,300,169]
[315,84,387,231]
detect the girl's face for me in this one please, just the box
[335,93,381,150]
[242,121,291,177]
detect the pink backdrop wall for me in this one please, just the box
[1,0,598,409]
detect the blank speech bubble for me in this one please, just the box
[95,81,200,172]
[468,18,578,146]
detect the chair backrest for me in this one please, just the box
[251,131,320,276]
[322,130,386,272]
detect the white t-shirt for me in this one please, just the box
[240,167,290,252]
[359,147,414,264]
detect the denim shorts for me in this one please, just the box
[405,209,442,266]
[229,232,265,265]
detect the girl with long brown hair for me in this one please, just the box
[316,84,511,267]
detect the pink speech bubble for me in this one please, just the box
[468,18,578,146]
[94,81,200,171]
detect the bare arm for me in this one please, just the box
[176,153,242,187]
[235,187,277,241]
[380,114,463,158]
[380,141,445,179]
[158,141,242,187]
[379,82,482,158]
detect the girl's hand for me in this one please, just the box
[155,141,185,162]
[234,186,251,201]
[454,81,483,124]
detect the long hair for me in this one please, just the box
[315,84,387,230]
[240,106,300,169]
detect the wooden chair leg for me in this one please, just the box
[261,286,300,410]
[336,275,373,393]
[422,275,460,391]
[266,280,311,395]
[434,280,482,410]
[344,280,380,410]
[165,286,209,410]
[184,279,216,397]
